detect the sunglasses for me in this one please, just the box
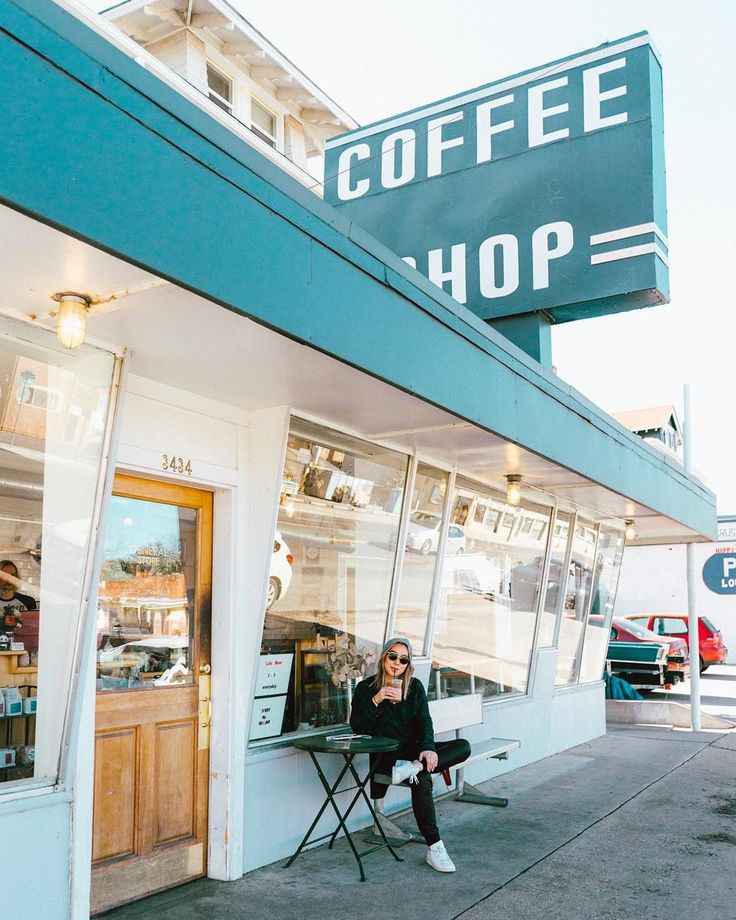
[386,651,410,665]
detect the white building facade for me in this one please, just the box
[0,2,717,917]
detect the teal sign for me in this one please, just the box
[324,32,668,324]
[703,553,736,595]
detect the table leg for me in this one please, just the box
[283,752,353,870]
[284,751,403,882]
[342,757,403,864]
[309,753,373,881]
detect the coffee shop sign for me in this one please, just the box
[325,32,668,324]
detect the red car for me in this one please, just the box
[609,616,690,685]
[622,614,728,672]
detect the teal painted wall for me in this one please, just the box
[0,0,715,538]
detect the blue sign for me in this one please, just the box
[324,32,668,325]
[702,553,736,595]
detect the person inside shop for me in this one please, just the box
[350,636,470,873]
[0,560,37,616]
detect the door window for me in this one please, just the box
[96,496,198,691]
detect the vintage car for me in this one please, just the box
[609,616,690,684]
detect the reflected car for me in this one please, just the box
[621,614,727,672]
[406,512,465,556]
[267,531,293,610]
[608,616,689,684]
[97,635,190,685]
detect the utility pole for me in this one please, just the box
[683,384,701,732]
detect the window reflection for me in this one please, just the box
[429,479,551,701]
[0,317,115,786]
[254,419,408,740]
[580,526,625,683]
[96,498,196,691]
[536,511,572,648]
[394,463,449,653]
[555,520,598,685]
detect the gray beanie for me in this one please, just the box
[382,636,413,658]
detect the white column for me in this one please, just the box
[683,383,701,732]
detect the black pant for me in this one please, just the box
[371,738,470,846]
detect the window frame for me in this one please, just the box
[205,60,234,115]
[250,96,279,149]
[424,475,553,703]
[0,319,123,797]
[247,414,631,753]
[554,520,603,689]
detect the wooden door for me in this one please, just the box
[91,475,212,914]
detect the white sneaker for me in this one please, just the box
[426,840,456,872]
[391,759,420,785]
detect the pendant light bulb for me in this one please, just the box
[506,474,522,506]
[54,293,89,349]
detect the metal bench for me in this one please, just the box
[372,693,520,843]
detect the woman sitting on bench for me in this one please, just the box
[350,636,470,873]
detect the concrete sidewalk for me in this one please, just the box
[103,724,736,920]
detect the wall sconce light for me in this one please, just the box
[625,519,636,541]
[53,292,90,349]
[506,474,522,506]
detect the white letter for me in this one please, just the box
[479,234,519,299]
[724,558,736,577]
[583,58,628,132]
[402,256,417,269]
[532,222,574,290]
[427,112,464,177]
[428,244,467,303]
[476,94,515,163]
[381,129,416,188]
[337,143,370,200]
[528,77,569,147]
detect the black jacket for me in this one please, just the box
[350,675,436,757]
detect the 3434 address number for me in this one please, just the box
[162,453,193,476]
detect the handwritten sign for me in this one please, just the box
[249,695,288,741]
[254,652,294,697]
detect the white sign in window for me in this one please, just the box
[254,653,294,697]
[250,695,288,740]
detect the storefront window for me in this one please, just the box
[555,519,599,686]
[536,511,572,648]
[0,317,116,787]
[428,479,550,701]
[393,462,449,653]
[579,525,625,683]
[252,419,408,742]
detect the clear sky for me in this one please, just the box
[87,0,735,512]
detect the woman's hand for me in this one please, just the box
[419,750,438,772]
[373,685,401,705]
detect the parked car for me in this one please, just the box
[609,616,689,684]
[406,512,465,555]
[606,640,670,690]
[267,531,293,610]
[622,614,727,672]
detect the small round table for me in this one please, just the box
[283,735,403,881]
